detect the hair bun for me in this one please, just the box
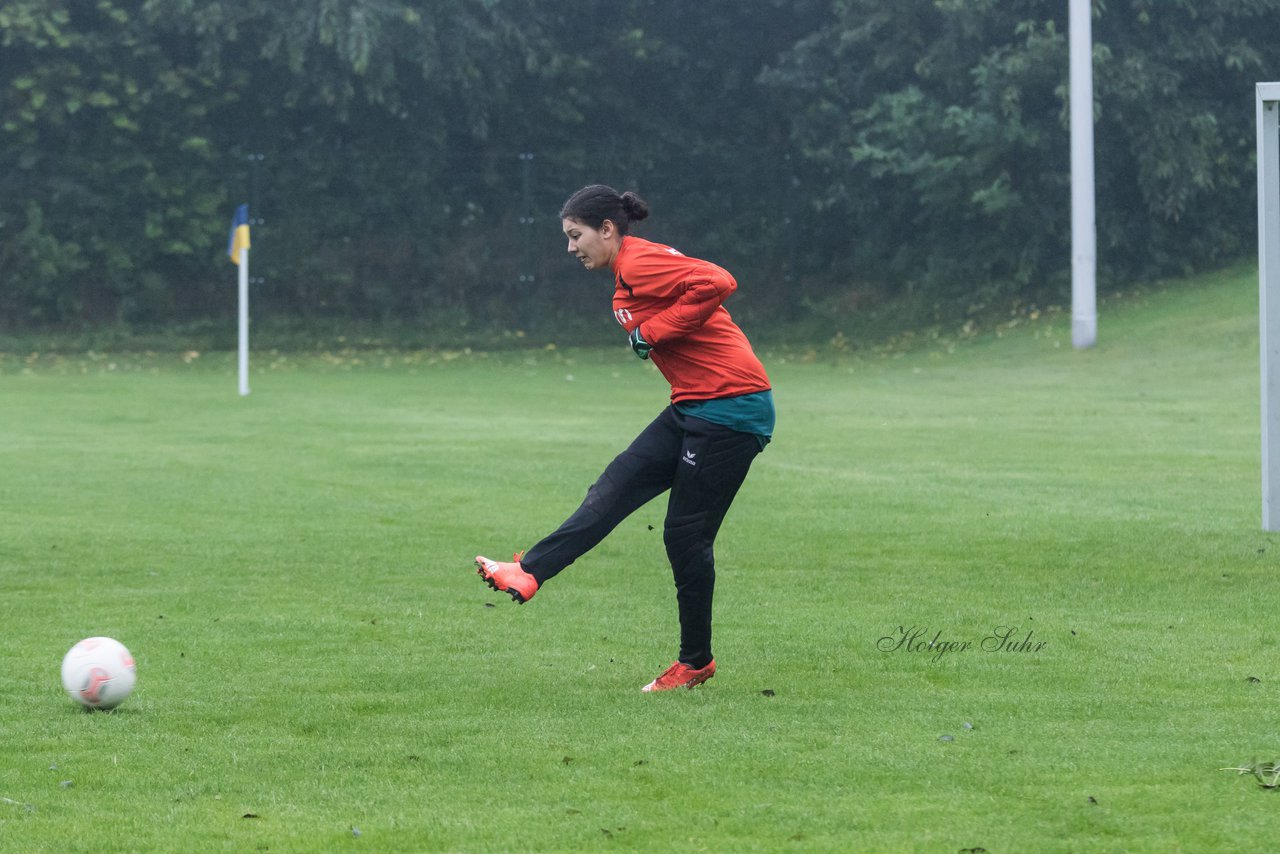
[620,191,650,223]
[559,185,650,234]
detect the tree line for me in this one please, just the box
[3,0,1278,335]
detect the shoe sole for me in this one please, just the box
[475,558,528,604]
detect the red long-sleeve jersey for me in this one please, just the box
[611,236,771,403]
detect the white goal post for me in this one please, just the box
[1258,82,1280,530]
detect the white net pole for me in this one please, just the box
[1069,0,1097,350]
[1258,82,1280,529]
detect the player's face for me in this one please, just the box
[562,218,617,271]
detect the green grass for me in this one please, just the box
[2,263,1279,851]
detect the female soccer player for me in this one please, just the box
[475,184,774,692]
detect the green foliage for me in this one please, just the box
[763,0,1280,304]
[1090,0,1279,276]
[1,0,1278,328]
[1,0,230,322]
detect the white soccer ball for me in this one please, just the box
[61,637,137,710]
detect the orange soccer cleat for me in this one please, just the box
[474,554,539,604]
[640,660,716,693]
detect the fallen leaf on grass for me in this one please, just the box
[0,796,35,813]
[1221,761,1280,788]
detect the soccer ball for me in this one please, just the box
[61,637,137,710]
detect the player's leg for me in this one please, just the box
[477,408,681,600]
[653,415,761,681]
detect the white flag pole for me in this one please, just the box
[238,247,250,396]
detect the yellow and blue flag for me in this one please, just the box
[227,203,250,265]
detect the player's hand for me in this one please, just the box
[628,326,652,360]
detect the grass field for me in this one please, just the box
[2,263,1279,852]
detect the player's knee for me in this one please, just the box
[664,513,711,568]
[580,471,621,516]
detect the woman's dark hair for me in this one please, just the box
[560,184,650,234]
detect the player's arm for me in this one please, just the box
[635,260,737,347]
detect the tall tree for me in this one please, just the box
[1,0,231,321]
[763,0,1280,306]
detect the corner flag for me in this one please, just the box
[228,203,251,264]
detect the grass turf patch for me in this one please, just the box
[2,262,1279,851]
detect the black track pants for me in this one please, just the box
[520,406,762,669]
